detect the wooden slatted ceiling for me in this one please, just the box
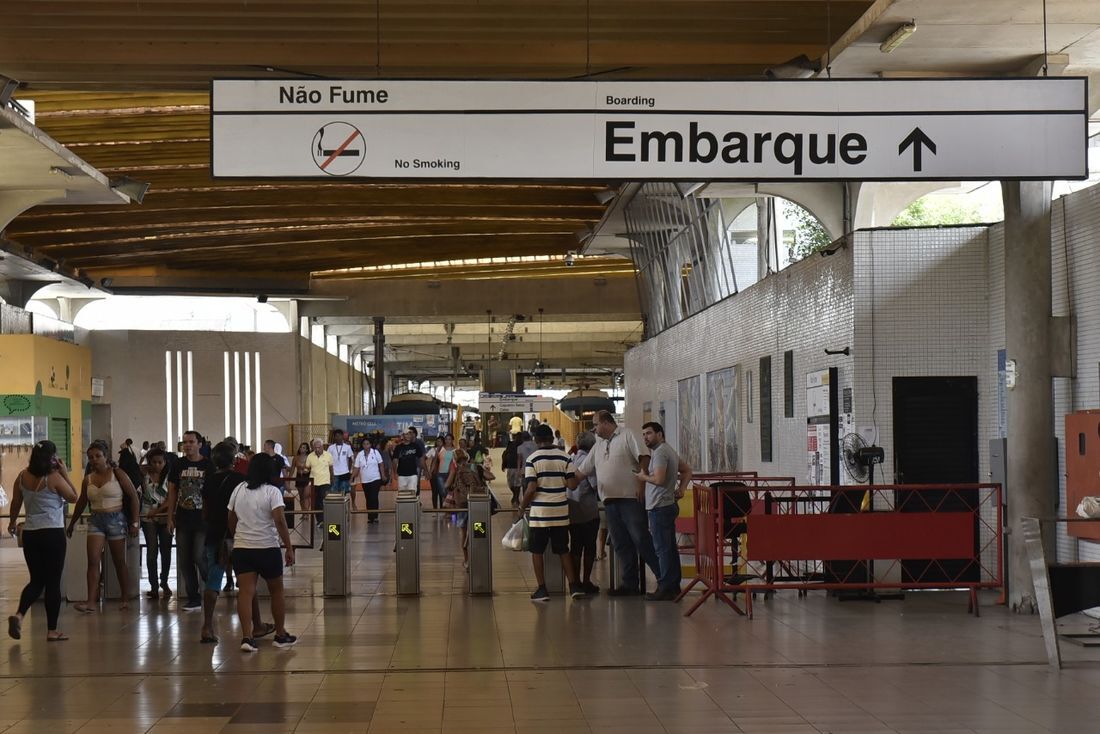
[0,1,878,290]
[0,1,873,86]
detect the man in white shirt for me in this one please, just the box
[576,410,660,596]
[327,429,354,500]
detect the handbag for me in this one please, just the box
[443,491,457,509]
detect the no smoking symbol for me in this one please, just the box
[312,121,364,176]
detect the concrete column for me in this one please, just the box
[372,316,385,414]
[1003,179,1056,613]
[756,197,777,280]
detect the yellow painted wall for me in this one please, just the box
[0,334,91,483]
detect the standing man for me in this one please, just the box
[568,431,601,594]
[576,410,659,596]
[634,422,692,601]
[306,439,333,529]
[508,414,523,440]
[520,424,584,601]
[327,429,354,502]
[167,430,214,612]
[392,428,425,495]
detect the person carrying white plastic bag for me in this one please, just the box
[502,515,529,551]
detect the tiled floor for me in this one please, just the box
[1,488,1098,733]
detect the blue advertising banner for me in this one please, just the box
[342,414,443,438]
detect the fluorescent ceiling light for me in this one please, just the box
[880,22,917,54]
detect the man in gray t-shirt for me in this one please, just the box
[635,421,693,600]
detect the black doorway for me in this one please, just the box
[893,376,980,583]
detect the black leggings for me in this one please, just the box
[18,528,66,631]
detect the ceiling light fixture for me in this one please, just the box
[879,21,916,54]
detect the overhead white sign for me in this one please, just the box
[478,393,555,413]
[211,79,1088,181]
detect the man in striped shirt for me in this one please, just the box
[520,424,585,602]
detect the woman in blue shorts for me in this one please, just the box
[67,440,141,613]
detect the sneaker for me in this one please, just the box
[240,638,258,653]
[530,586,550,602]
[581,582,601,594]
[569,584,586,600]
[273,633,298,648]
[182,600,202,612]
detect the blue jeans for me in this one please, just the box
[648,503,681,594]
[174,524,207,605]
[604,498,660,592]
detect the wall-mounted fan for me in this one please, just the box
[840,433,885,484]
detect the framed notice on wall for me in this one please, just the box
[806,368,839,485]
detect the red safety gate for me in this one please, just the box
[678,476,1003,619]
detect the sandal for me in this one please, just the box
[253,622,276,639]
[119,602,130,611]
[46,632,69,642]
[73,604,95,614]
[8,615,21,640]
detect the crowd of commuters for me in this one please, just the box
[4,411,688,643]
[516,410,692,602]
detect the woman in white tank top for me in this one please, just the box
[66,441,141,613]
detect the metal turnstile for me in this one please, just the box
[323,493,351,596]
[543,540,566,594]
[466,495,492,595]
[608,547,646,594]
[63,517,89,601]
[395,492,420,595]
[103,532,141,600]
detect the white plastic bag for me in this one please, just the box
[0,484,7,509]
[1076,496,1100,519]
[501,516,529,551]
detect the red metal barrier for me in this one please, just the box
[679,478,1003,619]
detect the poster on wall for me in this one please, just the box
[806,369,833,485]
[0,417,34,447]
[677,376,702,470]
[706,367,739,472]
[344,414,441,438]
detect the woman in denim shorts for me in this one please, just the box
[67,441,141,613]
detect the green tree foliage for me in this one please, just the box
[784,201,832,261]
[890,197,984,227]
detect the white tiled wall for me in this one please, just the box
[850,226,993,486]
[628,183,1100,565]
[989,184,1100,562]
[624,243,855,481]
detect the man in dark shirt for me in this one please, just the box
[167,430,214,612]
[392,429,425,494]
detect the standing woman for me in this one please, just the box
[444,449,482,569]
[67,440,141,613]
[352,438,386,523]
[140,448,173,599]
[426,437,444,509]
[434,435,456,511]
[229,453,297,652]
[291,442,311,529]
[7,440,78,641]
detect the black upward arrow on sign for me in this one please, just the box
[898,127,937,172]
